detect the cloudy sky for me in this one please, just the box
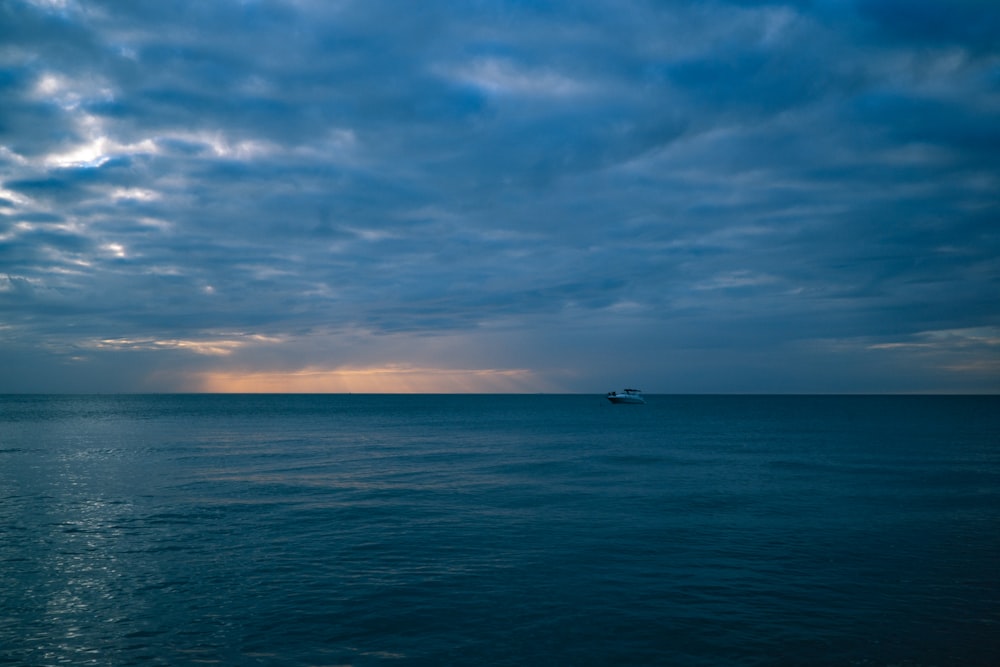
[1,0,998,393]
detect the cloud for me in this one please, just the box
[1,0,998,392]
[857,0,1000,54]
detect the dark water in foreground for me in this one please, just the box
[1,394,998,666]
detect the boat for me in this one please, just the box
[606,388,644,404]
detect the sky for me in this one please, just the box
[1,0,998,393]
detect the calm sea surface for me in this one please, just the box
[1,394,998,666]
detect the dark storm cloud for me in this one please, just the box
[857,0,1000,53]
[1,0,997,392]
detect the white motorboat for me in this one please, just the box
[606,388,644,404]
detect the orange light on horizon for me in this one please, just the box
[190,365,542,393]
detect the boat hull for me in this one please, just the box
[607,395,644,404]
[607,391,645,404]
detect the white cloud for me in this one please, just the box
[444,58,593,98]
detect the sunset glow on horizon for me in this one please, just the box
[190,366,544,394]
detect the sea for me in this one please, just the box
[1,394,998,666]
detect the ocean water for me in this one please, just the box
[1,394,998,666]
